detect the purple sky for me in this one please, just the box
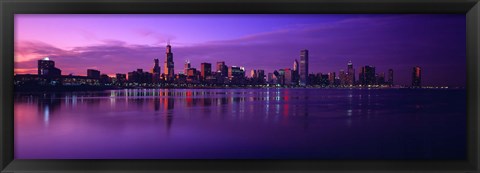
[14,14,466,86]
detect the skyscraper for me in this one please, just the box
[164,43,174,80]
[284,68,293,86]
[38,57,61,77]
[184,60,191,75]
[328,72,336,86]
[293,59,299,85]
[339,70,347,85]
[200,63,212,80]
[359,65,376,85]
[346,60,355,85]
[412,66,421,87]
[257,69,265,83]
[250,69,257,78]
[388,69,394,85]
[376,72,385,85]
[152,59,161,83]
[299,49,309,86]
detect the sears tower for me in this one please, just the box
[164,43,175,79]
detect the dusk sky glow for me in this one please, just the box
[14,14,466,86]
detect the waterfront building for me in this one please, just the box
[184,60,191,75]
[388,69,394,85]
[376,72,385,85]
[100,74,112,84]
[339,70,347,85]
[164,43,175,80]
[87,69,101,79]
[186,68,199,83]
[359,65,376,86]
[115,73,127,84]
[257,70,265,83]
[128,69,152,84]
[293,59,299,85]
[328,72,336,86]
[267,73,277,85]
[346,61,355,85]
[412,66,421,87]
[250,69,257,78]
[228,66,244,79]
[38,57,61,77]
[216,61,228,77]
[299,50,309,86]
[320,73,329,86]
[201,62,212,80]
[152,59,161,83]
[284,68,293,86]
[62,75,99,86]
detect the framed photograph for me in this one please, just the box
[1,0,479,172]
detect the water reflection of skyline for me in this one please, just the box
[14,88,467,159]
[14,88,466,127]
[15,89,322,129]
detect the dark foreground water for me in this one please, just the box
[14,88,466,159]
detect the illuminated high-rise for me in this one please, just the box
[299,50,309,86]
[250,69,257,78]
[346,60,355,85]
[293,59,299,85]
[164,43,174,79]
[412,66,421,87]
[184,60,191,74]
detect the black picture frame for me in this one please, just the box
[1,0,479,172]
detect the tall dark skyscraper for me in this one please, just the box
[412,66,421,87]
[299,49,309,86]
[257,69,265,82]
[87,69,101,79]
[152,59,161,83]
[38,57,61,77]
[346,60,355,85]
[164,43,174,79]
[359,65,376,85]
[200,63,212,80]
[184,60,191,75]
[388,69,394,85]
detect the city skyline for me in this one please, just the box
[14,14,466,86]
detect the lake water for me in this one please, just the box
[14,88,466,159]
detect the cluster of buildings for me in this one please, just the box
[14,43,423,88]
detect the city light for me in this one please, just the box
[13,43,435,91]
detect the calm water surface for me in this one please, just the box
[14,88,466,159]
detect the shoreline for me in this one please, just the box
[14,85,464,93]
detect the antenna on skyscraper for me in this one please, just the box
[167,39,170,45]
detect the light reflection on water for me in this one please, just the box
[14,88,466,159]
